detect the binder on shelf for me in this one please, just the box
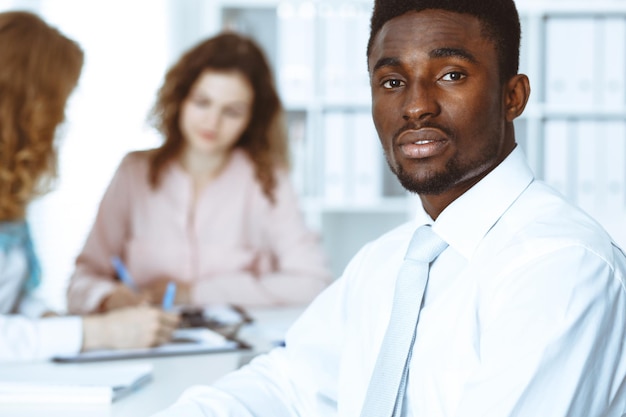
[599,17,626,107]
[574,121,600,216]
[276,2,315,104]
[351,112,383,205]
[605,121,626,211]
[320,4,352,101]
[319,2,372,103]
[323,112,349,204]
[287,111,309,196]
[0,363,152,404]
[542,119,570,198]
[545,17,595,107]
[351,4,373,102]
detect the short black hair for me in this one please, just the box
[367,0,521,81]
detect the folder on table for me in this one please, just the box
[0,363,152,404]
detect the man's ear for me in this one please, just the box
[504,74,531,122]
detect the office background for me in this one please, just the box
[1,0,625,310]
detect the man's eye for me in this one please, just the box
[382,79,404,89]
[441,72,465,81]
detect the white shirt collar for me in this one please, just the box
[413,147,535,260]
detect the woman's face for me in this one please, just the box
[179,69,254,156]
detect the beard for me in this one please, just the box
[392,158,465,195]
[387,138,501,195]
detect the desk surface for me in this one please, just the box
[0,307,304,417]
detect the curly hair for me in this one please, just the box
[367,0,521,82]
[0,11,84,221]
[149,31,289,203]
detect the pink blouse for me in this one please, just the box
[67,149,332,314]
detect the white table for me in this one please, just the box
[0,307,304,417]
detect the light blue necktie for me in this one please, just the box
[360,225,448,417]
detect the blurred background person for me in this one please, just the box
[0,10,179,361]
[67,32,332,315]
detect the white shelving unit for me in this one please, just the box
[516,0,626,249]
[205,0,414,277]
[194,0,626,277]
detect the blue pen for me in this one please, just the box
[162,282,177,310]
[111,256,137,291]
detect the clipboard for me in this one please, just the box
[52,328,250,363]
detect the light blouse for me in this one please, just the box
[67,149,332,314]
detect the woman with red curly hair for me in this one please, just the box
[0,11,178,361]
[67,32,332,314]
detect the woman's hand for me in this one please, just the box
[141,278,192,307]
[99,283,147,312]
[82,305,180,350]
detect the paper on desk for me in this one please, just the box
[0,363,152,404]
[52,328,244,363]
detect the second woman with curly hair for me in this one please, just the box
[0,10,179,361]
[67,32,332,314]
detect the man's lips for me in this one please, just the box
[397,128,449,159]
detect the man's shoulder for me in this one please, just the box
[501,180,619,258]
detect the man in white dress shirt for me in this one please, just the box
[153,0,626,416]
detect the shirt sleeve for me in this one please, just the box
[455,244,626,417]
[17,289,54,318]
[153,266,350,417]
[0,315,83,361]
[66,155,134,314]
[192,171,333,307]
